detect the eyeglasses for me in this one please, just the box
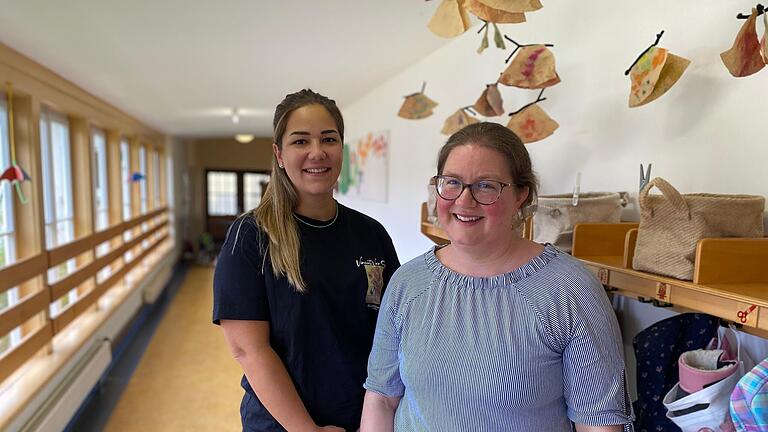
[432,175,516,205]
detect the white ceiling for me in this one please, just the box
[0,1,452,138]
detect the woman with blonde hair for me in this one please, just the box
[214,89,399,432]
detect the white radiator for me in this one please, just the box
[20,340,111,432]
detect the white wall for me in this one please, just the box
[336,0,768,384]
[338,0,767,262]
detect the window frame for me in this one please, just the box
[39,108,77,314]
[0,96,21,356]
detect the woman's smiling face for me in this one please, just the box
[273,104,343,201]
[436,144,528,248]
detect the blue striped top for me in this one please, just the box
[364,244,634,431]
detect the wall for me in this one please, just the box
[185,137,273,246]
[336,0,768,388]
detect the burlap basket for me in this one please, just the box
[633,178,765,280]
[534,192,628,253]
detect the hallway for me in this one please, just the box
[101,266,242,431]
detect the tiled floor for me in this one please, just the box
[67,264,244,431]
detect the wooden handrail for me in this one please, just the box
[48,218,168,299]
[0,289,49,337]
[0,322,54,385]
[51,232,169,335]
[0,254,47,293]
[48,207,167,267]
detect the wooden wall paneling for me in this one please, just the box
[106,131,123,226]
[159,148,168,207]
[9,93,45,263]
[67,116,95,300]
[146,145,156,211]
[105,130,125,277]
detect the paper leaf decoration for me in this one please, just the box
[441,109,480,135]
[473,84,504,117]
[476,0,542,13]
[465,0,526,23]
[761,13,767,63]
[507,104,558,144]
[398,93,439,120]
[628,47,690,108]
[721,8,765,77]
[499,45,561,89]
[428,0,472,38]
[477,25,490,54]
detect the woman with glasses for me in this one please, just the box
[213,89,399,432]
[361,122,633,432]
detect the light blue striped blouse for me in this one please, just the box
[364,244,634,431]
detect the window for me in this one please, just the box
[1,97,21,355]
[40,109,77,313]
[244,173,270,211]
[138,145,147,215]
[207,171,238,216]
[0,98,15,269]
[92,129,108,232]
[120,139,131,221]
[152,150,161,208]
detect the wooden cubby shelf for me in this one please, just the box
[419,203,768,339]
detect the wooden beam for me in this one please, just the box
[0,322,53,385]
[0,254,47,293]
[0,288,48,337]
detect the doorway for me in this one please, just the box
[204,170,270,244]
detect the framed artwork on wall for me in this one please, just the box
[338,131,389,203]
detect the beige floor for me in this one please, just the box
[104,266,244,432]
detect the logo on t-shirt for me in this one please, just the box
[357,257,386,310]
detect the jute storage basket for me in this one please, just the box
[633,177,765,280]
[534,192,627,253]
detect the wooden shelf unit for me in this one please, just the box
[418,203,768,339]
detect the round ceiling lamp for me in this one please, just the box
[234,134,255,144]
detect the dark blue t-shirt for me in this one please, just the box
[212,203,399,432]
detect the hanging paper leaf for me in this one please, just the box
[441,108,480,135]
[628,47,690,108]
[493,23,506,49]
[721,8,765,77]
[507,103,558,144]
[398,93,439,120]
[428,0,472,38]
[761,12,768,63]
[477,25,490,54]
[473,84,505,117]
[476,0,541,14]
[465,0,526,23]
[499,45,561,89]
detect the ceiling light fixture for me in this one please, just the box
[235,134,255,144]
[231,108,240,124]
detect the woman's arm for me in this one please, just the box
[360,390,400,432]
[220,319,343,432]
[575,424,624,432]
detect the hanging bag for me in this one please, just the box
[632,177,764,280]
[663,326,752,432]
[533,192,627,253]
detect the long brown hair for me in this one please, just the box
[253,89,344,292]
[437,122,538,219]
